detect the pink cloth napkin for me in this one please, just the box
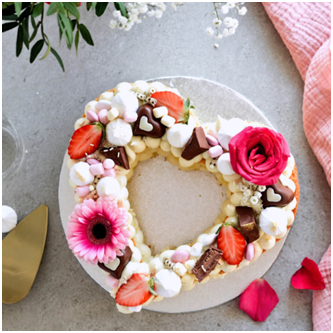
[263,2,331,331]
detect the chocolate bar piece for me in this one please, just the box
[192,246,222,282]
[100,146,130,170]
[181,127,210,161]
[262,180,294,208]
[98,246,132,279]
[236,206,259,243]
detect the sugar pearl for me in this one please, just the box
[171,250,190,263]
[89,163,105,176]
[86,110,99,122]
[246,243,255,261]
[103,159,115,169]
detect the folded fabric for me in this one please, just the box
[263,2,331,331]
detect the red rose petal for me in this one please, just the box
[291,257,326,290]
[239,279,279,322]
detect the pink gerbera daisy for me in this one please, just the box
[67,197,130,265]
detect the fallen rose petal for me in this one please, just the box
[239,279,279,322]
[291,257,326,290]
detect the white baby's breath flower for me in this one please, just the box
[250,196,259,205]
[227,2,235,8]
[206,27,214,37]
[134,17,142,24]
[228,27,236,35]
[124,22,133,31]
[171,3,177,10]
[109,20,117,29]
[221,5,229,14]
[213,18,222,27]
[232,18,239,28]
[215,33,223,39]
[223,17,233,28]
[119,16,128,25]
[154,10,163,18]
[158,3,166,11]
[139,4,148,14]
[238,6,247,15]
[118,22,124,30]
[130,8,139,15]
[222,28,229,37]
[113,10,121,18]
[147,10,155,17]
[214,43,219,48]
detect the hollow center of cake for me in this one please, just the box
[127,155,227,255]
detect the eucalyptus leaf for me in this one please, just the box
[75,30,79,55]
[14,2,21,18]
[2,3,15,16]
[40,38,51,60]
[71,19,76,31]
[55,2,66,15]
[58,13,73,48]
[86,2,92,11]
[2,21,18,32]
[95,2,108,17]
[28,21,40,43]
[32,3,43,18]
[22,17,29,49]
[30,39,44,63]
[64,2,80,20]
[30,14,36,29]
[46,2,57,16]
[114,2,127,17]
[79,23,94,46]
[51,47,65,72]
[2,14,17,21]
[18,5,31,22]
[92,2,97,10]
[16,24,23,56]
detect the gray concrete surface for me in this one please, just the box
[2,3,331,331]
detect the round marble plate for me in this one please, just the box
[59,76,289,313]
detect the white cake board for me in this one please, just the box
[58,77,289,313]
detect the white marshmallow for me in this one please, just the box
[131,247,142,263]
[128,305,142,313]
[111,91,139,117]
[161,115,176,128]
[153,106,168,118]
[70,162,94,186]
[173,263,187,277]
[217,153,235,175]
[96,100,112,111]
[167,123,193,148]
[99,91,114,102]
[149,257,164,274]
[2,206,17,233]
[96,177,121,200]
[115,82,132,93]
[131,80,149,94]
[105,258,120,271]
[84,100,98,115]
[217,117,246,150]
[154,269,181,298]
[107,108,119,122]
[190,243,203,257]
[259,207,287,236]
[202,233,217,247]
[106,118,133,146]
[187,115,197,129]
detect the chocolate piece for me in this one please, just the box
[262,180,294,208]
[192,246,222,282]
[99,146,130,170]
[98,246,132,279]
[133,104,165,138]
[181,127,210,160]
[236,206,259,243]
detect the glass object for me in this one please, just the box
[2,114,25,180]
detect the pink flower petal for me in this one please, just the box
[239,279,279,322]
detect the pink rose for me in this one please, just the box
[229,126,290,186]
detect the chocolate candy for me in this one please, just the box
[262,180,294,208]
[98,246,132,279]
[236,206,259,243]
[192,245,222,282]
[181,127,210,160]
[99,146,130,170]
[133,104,165,138]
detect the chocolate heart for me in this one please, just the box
[98,246,132,279]
[181,127,211,160]
[262,180,294,208]
[133,104,165,138]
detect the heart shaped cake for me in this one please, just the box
[66,80,299,314]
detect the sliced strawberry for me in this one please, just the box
[217,224,246,265]
[68,124,103,159]
[151,91,189,123]
[115,273,151,307]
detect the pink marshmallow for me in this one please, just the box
[123,111,138,123]
[86,158,100,165]
[209,145,223,158]
[86,110,99,123]
[76,186,91,197]
[103,158,115,169]
[103,168,116,178]
[206,134,219,146]
[246,243,255,261]
[89,163,105,176]
[106,274,119,288]
[98,109,109,125]
[171,250,190,263]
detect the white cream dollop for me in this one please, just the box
[70,162,94,186]
[96,177,121,199]
[166,124,193,148]
[217,117,246,150]
[154,269,182,298]
[259,207,287,236]
[2,205,17,233]
[111,91,139,118]
[106,118,133,146]
[217,153,235,175]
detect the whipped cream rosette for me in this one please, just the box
[65,80,299,313]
